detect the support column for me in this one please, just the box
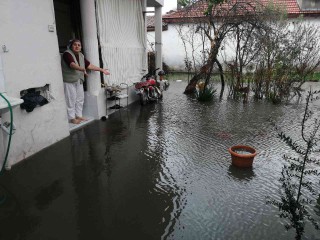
[80,0,106,119]
[80,0,100,95]
[154,6,163,72]
[143,0,148,71]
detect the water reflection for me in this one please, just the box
[70,127,112,239]
[0,137,78,240]
[315,195,320,217]
[144,103,187,239]
[0,184,39,240]
[35,179,63,210]
[0,81,319,239]
[228,165,256,181]
[67,102,185,239]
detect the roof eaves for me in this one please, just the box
[162,0,320,21]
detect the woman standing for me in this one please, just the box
[61,39,110,124]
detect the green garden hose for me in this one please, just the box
[0,92,13,175]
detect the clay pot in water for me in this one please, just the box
[228,145,257,168]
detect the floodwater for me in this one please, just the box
[0,81,320,240]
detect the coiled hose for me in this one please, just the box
[0,92,13,175]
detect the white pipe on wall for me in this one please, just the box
[143,0,148,70]
[0,55,6,94]
[155,6,163,71]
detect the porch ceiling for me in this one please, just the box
[147,0,163,7]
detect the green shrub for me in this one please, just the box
[196,85,216,101]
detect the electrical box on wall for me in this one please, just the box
[48,25,55,32]
[2,45,9,53]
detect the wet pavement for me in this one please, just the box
[0,80,320,240]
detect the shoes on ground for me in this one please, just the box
[107,95,120,100]
[110,104,122,109]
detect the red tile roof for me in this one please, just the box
[163,0,320,23]
[147,16,168,31]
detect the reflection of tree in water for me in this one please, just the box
[315,195,320,217]
[228,165,255,182]
[0,184,39,240]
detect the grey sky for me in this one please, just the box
[147,0,177,15]
[163,0,177,14]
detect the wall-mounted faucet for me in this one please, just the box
[0,117,16,135]
[2,45,9,53]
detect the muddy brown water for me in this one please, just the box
[0,81,320,240]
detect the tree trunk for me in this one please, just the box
[183,71,206,94]
[215,59,225,99]
[184,39,221,94]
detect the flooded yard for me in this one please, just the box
[0,80,320,240]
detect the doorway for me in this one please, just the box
[53,0,83,53]
[53,0,104,87]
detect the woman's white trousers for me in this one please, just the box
[64,80,84,120]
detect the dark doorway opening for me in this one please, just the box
[53,0,83,53]
[53,0,104,88]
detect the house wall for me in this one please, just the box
[148,26,187,71]
[149,17,320,72]
[0,0,70,167]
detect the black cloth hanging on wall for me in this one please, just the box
[20,89,49,112]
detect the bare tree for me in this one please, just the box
[177,0,320,103]
[223,22,263,101]
[252,17,320,103]
[174,23,209,75]
[291,21,320,89]
[178,0,268,95]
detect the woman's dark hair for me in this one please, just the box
[67,39,81,49]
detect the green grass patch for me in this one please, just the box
[167,72,221,82]
[305,72,320,82]
[167,72,192,81]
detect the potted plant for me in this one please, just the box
[228,145,257,168]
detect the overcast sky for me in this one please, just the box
[163,0,177,14]
[147,0,177,15]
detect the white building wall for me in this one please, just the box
[0,0,70,167]
[162,25,187,70]
[148,23,213,71]
[148,17,320,72]
[302,17,320,25]
[148,26,187,71]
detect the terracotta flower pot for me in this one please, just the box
[228,145,257,168]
